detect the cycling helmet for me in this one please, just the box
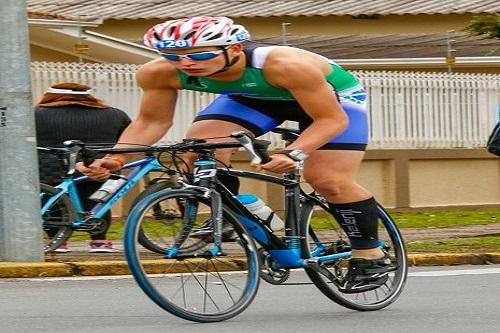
[144,16,250,50]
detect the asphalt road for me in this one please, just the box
[1,265,499,333]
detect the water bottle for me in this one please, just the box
[236,194,284,231]
[89,175,128,202]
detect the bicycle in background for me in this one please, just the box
[38,142,176,252]
[119,129,408,322]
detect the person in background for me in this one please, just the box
[36,82,131,253]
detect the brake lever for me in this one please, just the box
[230,131,271,164]
[63,140,84,175]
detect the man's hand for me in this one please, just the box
[76,159,122,181]
[251,153,297,174]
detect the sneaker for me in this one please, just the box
[339,252,395,294]
[89,240,115,253]
[190,219,235,241]
[53,242,71,253]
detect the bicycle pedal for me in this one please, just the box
[79,217,107,234]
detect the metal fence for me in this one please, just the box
[31,62,500,149]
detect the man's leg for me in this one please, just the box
[185,119,247,164]
[303,149,384,258]
[184,119,248,238]
[185,118,246,193]
[303,150,392,293]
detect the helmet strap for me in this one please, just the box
[205,46,240,77]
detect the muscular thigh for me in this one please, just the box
[185,119,248,139]
[303,150,365,184]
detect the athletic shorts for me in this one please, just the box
[193,88,368,151]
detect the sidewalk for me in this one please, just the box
[2,251,499,279]
[1,224,500,278]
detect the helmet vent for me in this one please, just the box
[206,32,223,41]
[184,31,196,40]
[167,26,176,36]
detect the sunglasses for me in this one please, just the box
[160,49,225,61]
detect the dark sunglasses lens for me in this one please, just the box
[188,52,219,61]
[161,54,181,61]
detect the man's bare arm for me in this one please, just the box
[115,61,179,148]
[77,60,180,178]
[265,49,348,153]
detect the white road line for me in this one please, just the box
[0,275,134,282]
[2,267,500,283]
[409,267,500,277]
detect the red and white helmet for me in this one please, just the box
[144,16,250,50]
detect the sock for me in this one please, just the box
[328,197,380,249]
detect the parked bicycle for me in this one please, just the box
[120,128,408,322]
[38,141,176,252]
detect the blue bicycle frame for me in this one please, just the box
[41,156,166,227]
[185,166,390,270]
[220,170,354,270]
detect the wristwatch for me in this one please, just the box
[282,149,309,161]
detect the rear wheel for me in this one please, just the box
[302,195,408,311]
[40,183,75,252]
[125,189,260,322]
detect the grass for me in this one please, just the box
[67,208,500,253]
[406,236,500,253]
[389,209,500,229]
[302,208,500,230]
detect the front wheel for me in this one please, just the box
[40,183,75,252]
[129,180,207,254]
[302,197,408,311]
[124,188,261,322]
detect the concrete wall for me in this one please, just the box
[230,148,500,212]
[362,149,500,209]
[112,148,500,217]
[30,45,78,62]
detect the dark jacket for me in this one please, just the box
[36,105,131,184]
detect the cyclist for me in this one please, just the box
[78,16,392,293]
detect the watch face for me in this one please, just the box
[287,149,308,161]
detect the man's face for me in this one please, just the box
[158,44,241,76]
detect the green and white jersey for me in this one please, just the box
[177,45,362,101]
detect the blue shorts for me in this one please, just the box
[193,89,368,150]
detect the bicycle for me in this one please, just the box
[121,128,408,322]
[38,141,177,252]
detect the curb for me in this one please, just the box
[1,253,499,279]
[408,253,500,266]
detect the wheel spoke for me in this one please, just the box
[302,198,408,310]
[125,190,260,322]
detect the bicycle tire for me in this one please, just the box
[125,188,261,322]
[130,180,207,254]
[40,183,75,252]
[301,197,408,311]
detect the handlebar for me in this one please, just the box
[37,127,300,174]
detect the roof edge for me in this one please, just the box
[337,57,500,67]
[28,18,102,28]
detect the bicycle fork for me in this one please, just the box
[166,158,225,259]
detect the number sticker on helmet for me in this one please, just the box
[156,39,191,49]
[235,32,249,41]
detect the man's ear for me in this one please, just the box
[227,43,243,55]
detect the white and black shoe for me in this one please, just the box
[339,252,395,294]
[189,219,235,241]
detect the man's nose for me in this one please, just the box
[179,57,196,65]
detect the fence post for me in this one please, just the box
[0,0,44,261]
